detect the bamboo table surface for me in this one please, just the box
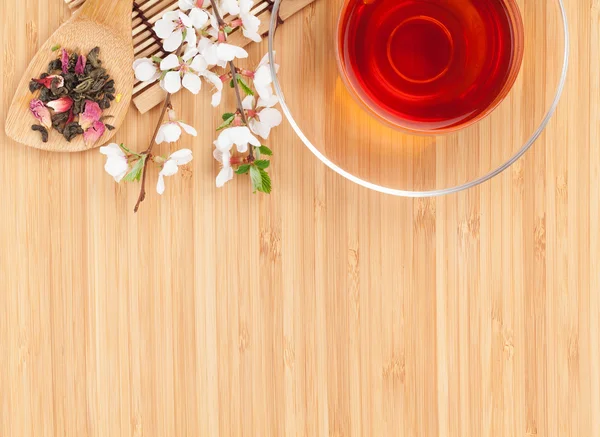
[1,0,599,436]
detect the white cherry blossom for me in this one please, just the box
[237,0,261,42]
[198,37,248,68]
[159,53,207,94]
[154,10,196,52]
[156,109,198,144]
[133,58,160,83]
[253,52,279,103]
[156,149,194,195]
[178,0,210,29]
[213,149,234,187]
[215,126,260,153]
[242,95,282,139]
[100,143,129,182]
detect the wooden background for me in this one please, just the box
[1,0,598,436]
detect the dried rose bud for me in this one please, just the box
[83,121,106,145]
[75,55,86,75]
[29,99,52,129]
[46,96,74,113]
[79,100,102,130]
[61,48,69,74]
[33,74,64,89]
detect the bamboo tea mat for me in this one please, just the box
[65,0,316,113]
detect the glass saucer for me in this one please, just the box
[267,0,569,196]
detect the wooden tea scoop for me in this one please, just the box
[5,0,134,152]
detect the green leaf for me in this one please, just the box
[216,114,235,131]
[151,55,162,63]
[182,28,188,41]
[51,44,61,52]
[235,164,251,175]
[237,77,254,96]
[224,26,233,34]
[249,165,261,192]
[249,165,272,194]
[258,145,273,156]
[123,157,146,182]
[258,168,272,194]
[254,159,270,170]
[222,112,235,121]
[229,79,235,88]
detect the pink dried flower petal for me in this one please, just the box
[46,96,73,113]
[61,49,69,74]
[33,75,64,89]
[75,55,86,75]
[29,99,52,129]
[83,121,106,145]
[79,100,102,130]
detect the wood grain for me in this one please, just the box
[0,0,598,436]
[5,0,134,151]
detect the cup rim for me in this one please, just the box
[268,0,570,197]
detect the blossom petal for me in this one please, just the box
[179,11,192,27]
[169,148,193,165]
[104,155,129,182]
[162,71,182,94]
[163,29,183,52]
[216,166,234,187]
[154,17,176,39]
[184,28,197,47]
[242,95,254,110]
[213,148,226,164]
[182,72,202,94]
[257,94,279,108]
[179,122,197,136]
[190,55,207,73]
[161,160,180,177]
[156,173,166,194]
[239,0,254,13]
[216,43,248,62]
[249,120,271,139]
[99,143,125,157]
[254,65,273,89]
[199,41,219,65]
[258,107,282,128]
[178,0,194,10]
[242,27,262,43]
[220,0,240,15]
[160,54,180,71]
[163,10,181,21]
[189,8,209,28]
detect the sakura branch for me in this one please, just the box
[100,0,282,212]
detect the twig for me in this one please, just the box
[133,93,172,213]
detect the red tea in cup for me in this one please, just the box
[337,0,524,133]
